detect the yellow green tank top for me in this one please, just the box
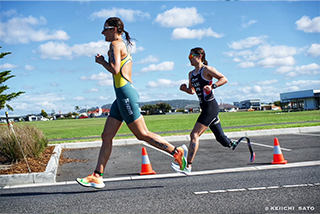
[113,43,132,89]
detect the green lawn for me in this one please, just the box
[16,110,320,143]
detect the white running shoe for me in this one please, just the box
[171,162,192,175]
[173,144,188,170]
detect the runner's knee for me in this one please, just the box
[190,131,200,141]
[134,130,149,141]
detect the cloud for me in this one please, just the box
[225,39,298,69]
[255,45,297,59]
[0,14,69,44]
[241,16,258,28]
[307,43,320,57]
[0,9,17,17]
[7,92,66,113]
[25,65,36,71]
[258,56,295,68]
[50,82,60,87]
[129,41,145,54]
[36,41,73,60]
[252,85,263,93]
[136,55,159,64]
[286,80,320,88]
[287,63,320,77]
[276,66,294,74]
[146,79,187,88]
[171,28,224,40]
[73,96,85,101]
[295,15,320,33]
[238,62,255,68]
[236,85,264,95]
[22,85,34,90]
[80,72,113,86]
[89,8,150,22]
[296,63,320,72]
[35,40,143,60]
[224,50,253,58]
[85,88,100,93]
[257,79,278,85]
[141,61,174,72]
[99,96,110,100]
[154,7,204,28]
[228,36,267,50]
[0,63,19,70]
[36,40,108,59]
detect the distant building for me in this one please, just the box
[184,104,200,113]
[261,104,281,111]
[280,89,320,111]
[219,103,239,112]
[23,115,48,121]
[234,99,261,110]
[87,108,110,117]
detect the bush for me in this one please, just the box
[0,124,48,162]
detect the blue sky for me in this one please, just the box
[0,1,319,116]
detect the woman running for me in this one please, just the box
[172,47,238,174]
[76,17,187,189]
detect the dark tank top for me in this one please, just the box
[190,66,215,104]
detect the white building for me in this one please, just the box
[280,89,320,111]
[234,99,261,110]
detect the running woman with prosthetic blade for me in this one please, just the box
[76,17,187,189]
[172,47,254,174]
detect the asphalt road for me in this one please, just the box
[56,132,320,181]
[0,132,319,213]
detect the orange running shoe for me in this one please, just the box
[76,174,105,189]
[173,144,188,170]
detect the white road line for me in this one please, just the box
[227,188,246,192]
[283,184,309,188]
[195,183,319,195]
[194,191,209,195]
[3,161,320,189]
[142,142,173,157]
[294,133,320,137]
[247,187,267,191]
[209,190,227,193]
[267,186,280,189]
[251,141,292,151]
[230,139,292,151]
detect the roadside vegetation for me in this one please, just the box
[0,124,48,162]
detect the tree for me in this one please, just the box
[40,109,48,118]
[274,101,281,106]
[141,104,157,115]
[0,47,25,111]
[157,102,171,113]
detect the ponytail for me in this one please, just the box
[123,30,133,46]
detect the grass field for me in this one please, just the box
[14,110,320,143]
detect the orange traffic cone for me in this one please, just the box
[271,138,287,164]
[139,147,156,175]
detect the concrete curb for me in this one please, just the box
[0,126,319,188]
[0,145,62,188]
